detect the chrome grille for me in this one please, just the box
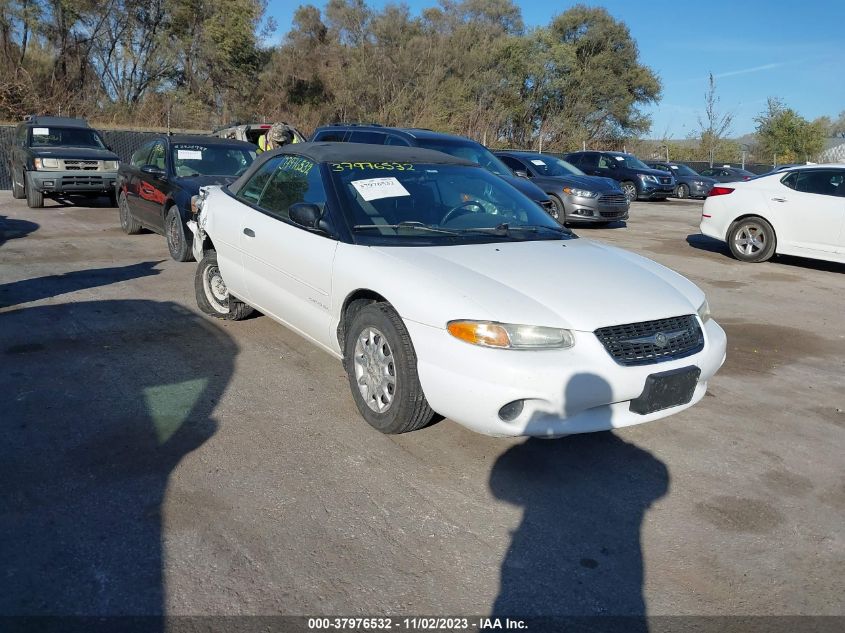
[659,176,672,185]
[598,193,628,206]
[594,315,703,366]
[63,160,100,171]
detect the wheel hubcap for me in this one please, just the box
[202,264,229,313]
[623,184,636,201]
[734,223,766,255]
[353,327,396,413]
[168,215,181,252]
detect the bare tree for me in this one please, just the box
[698,72,734,166]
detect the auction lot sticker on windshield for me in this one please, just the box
[352,177,410,201]
[531,159,546,165]
[177,149,203,160]
[33,128,49,135]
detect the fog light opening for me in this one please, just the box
[498,399,525,422]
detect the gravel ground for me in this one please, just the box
[0,193,842,620]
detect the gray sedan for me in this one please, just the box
[496,151,630,224]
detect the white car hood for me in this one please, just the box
[374,239,703,331]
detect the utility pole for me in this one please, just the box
[740,143,749,170]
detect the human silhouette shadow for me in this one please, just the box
[0,299,237,625]
[0,261,164,308]
[490,373,669,632]
[0,215,39,248]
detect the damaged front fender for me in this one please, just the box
[188,186,215,261]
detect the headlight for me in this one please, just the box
[447,320,575,350]
[639,174,659,184]
[694,180,705,186]
[562,187,597,198]
[103,160,119,170]
[697,299,711,323]
[34,158,60,170]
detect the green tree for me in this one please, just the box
[754,98,826,164]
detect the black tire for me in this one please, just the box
[25,175,44,208]
[344,302,434,434]
[108,189,118,207]
[165,205,193,262]
[676,183,689,199]
[728,216,776,263]
[549,195,565,223]
[11,168,25,199]
[118,192,143,235]
[621,180,637,203]
[194,249,253,320]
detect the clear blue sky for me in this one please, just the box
[264,0,844,139]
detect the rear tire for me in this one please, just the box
[194,249,253,320]
[165,205,193,262]
[25,175,44,208]
[344,302,434,434]
[676,183,689,199]
[118,192,142,234]
[11,169,25,199]
[728,216,776,263]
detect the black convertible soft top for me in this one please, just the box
[228,142,477,194]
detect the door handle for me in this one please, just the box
[771,197,787,203]
[243,228,255,237]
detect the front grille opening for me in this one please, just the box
[594,314,703,366]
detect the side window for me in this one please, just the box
[580,153,599,168]
[780,171,799,190]
[794,170,845,197]
[131,143,153,167]
[348,131,387,144]
[257,156,326,221]
[384,135,410,147]
[597,155,615,170]
[236,156,282,205]
[148,142,165,170]
[499,156,526,172]
[314,131,347,142]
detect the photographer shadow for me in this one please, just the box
[490,374,669,630]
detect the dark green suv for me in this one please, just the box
[8,116,120,208]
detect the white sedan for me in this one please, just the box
[189,143,726,437]
[700,164,845,263]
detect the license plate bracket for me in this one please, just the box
[630,366,701,415]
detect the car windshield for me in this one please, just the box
[329,162,574,246]
[413,139,513,177]
[523,155,585,177]
[30,127,105,148]
[612,154,651,170]
[171,144,256,177]
[669,164,699,177]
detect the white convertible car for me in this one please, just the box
[189,143,726,437]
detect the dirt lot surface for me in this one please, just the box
[1,193,843,620]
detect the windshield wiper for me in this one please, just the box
[452,223,571,237]
[352,221,459,235]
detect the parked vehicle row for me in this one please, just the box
[563,151,676,202]
[646,161,716,199]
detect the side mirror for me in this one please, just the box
[141,164,166,178]
[289,202,323,230]
[514,170,529,178]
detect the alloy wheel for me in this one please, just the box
[353,327,397,413]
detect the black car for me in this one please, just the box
[698,166,755,183]
[8,115,120,208]
[563,151,675,202]
[645,161,716,199]
[116,135,256,261]
[495,151,629,224]
[310,124,555,216]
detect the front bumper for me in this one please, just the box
[29,170,118,194]
[406,318,726,437]
[563,193,630,223]
[638,184,675,199]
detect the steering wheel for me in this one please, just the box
[441,200,486,225]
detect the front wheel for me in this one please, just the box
[194,249,254,320]
[11,169,25,199]
[344,303,434,434]
[620,181,637,203]
[676,183,689,199]
[728,217,776,263]
[165,206,193,262]
[25,175,44,208]
[549,195,565,223]
[119,192,142,234]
